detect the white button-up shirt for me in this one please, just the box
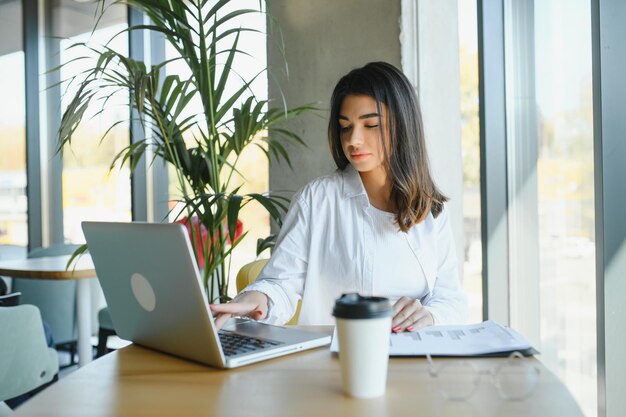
[244,165,468,325]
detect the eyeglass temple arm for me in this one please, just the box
[426,353,437,373]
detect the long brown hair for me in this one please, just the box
[328,62,447,232]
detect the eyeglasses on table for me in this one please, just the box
[426,351,541,401]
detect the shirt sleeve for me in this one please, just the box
[240,193,310,325]
[421,205,469,324]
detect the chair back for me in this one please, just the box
[0,244,27,294]
[0,245,27,261]
[235,259,301,325]
[11,244,82,345]
[0,305,59,402]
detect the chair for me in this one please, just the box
[0,245,27,263]
[235,259,301,325]
[0,279,7,297]
[95,307,116,358]
[0,305,59,416]
[0,245,28,294]
[0,292,20,307]
[11,244,82,365]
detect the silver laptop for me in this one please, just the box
[82,221,330,368]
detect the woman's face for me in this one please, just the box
[338,94,389,177]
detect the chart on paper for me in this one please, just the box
[330,320,537,357]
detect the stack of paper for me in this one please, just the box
[330,320,537,357]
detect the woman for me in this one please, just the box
[211,61,467,332]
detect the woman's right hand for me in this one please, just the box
[209,291,269,329]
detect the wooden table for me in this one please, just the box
[12,326,584,417]
[0,255,96,367]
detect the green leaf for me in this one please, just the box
[214,30,240,109]
[110,141,149,173]
[65,244,89,272]
[247,193,285,225]
[227,194,243,243]
[159,75,181,107]
[256,234,277,256]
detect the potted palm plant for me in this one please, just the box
[59,0,311,303]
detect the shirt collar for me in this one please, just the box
[341,165,369,200]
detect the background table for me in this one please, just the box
[12,326,585,417]
[0,254,96,367]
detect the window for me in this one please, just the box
[535,3,596,415]
[0,0,27,246]
[50,1,131,243]
[504,1,596,415]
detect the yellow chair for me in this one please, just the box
[235,259,301,325]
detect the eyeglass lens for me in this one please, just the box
[436,362,480,401]
[434,357,539,401]
[496,361,539,400]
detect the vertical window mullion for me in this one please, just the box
[148,29,169,223]
[43,0,64,247]
[23,0,42,250]
[592,1,626,416]
[128,8,169,223]
[129,7,147,222]
[477,0,510,324]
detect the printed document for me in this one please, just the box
[330,320,536,356]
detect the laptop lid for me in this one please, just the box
[82,221,226,367]
[82,221,331,368]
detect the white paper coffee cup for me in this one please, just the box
[333,293,392,398]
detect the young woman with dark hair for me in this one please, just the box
[328,61,447,230]
[211,62,467,332]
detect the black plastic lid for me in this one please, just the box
[332,293,392,319]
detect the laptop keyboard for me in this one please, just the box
[218,330,284,357]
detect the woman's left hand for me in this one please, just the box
[391,297,434,332]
